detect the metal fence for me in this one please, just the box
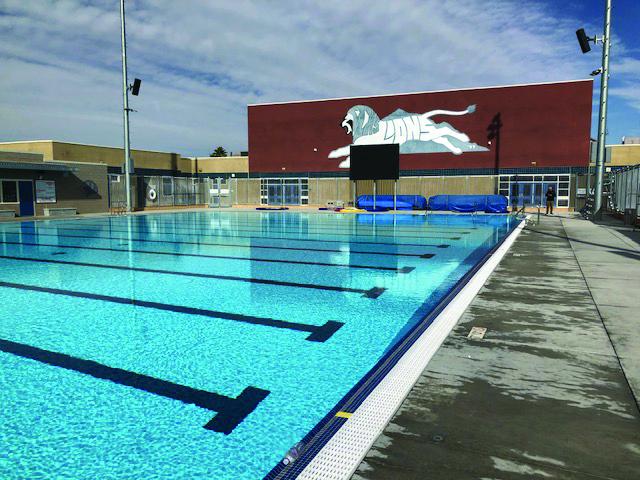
[108,174,233,210]
[609,165,640,213]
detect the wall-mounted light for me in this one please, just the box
[130,78,142,96]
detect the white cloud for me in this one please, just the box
[0,0,638,155]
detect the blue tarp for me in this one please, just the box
[356,195,427,210]
[428,195,508,213]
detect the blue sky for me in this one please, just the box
[0,0,638,156]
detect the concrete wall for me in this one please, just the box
[194,156,249,174]
[52,142,181,171]
[316,176,495,205]
[232,175,497,207]
[0,141,54,159]
[0,141,183,172]
[607,144,640,167]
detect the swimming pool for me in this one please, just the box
[0,211,516,479]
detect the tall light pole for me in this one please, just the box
[594,0,612,216]
[120,0,132,212]
[577,0,612,217]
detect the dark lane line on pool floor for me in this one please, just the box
[15,225,461,245]
[61,221,470,240]
[0,240,416,274]
[0,255,387,299]
[4,231,445,257]
[0,337,269,434]
[77,218,476,233]
[0,281,344,342]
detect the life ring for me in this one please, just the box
[147,188,157,201]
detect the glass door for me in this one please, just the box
[283,179,300,205]
[267,182,283,205]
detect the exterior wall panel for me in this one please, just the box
[249,80,593,175]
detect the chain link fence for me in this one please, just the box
[609,165,640,214]
[108,174,233,210]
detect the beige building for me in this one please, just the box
[607,144,640,167]
[0,150,108,217]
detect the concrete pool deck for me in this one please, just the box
[353,214,640,479]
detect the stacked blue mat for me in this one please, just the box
[428,195,508,213]
[356,195,427,211]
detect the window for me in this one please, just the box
[162,177,173,196]
[1,180,18,203]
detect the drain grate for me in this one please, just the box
[467,326,487,340]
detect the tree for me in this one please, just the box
[210,146,228,157]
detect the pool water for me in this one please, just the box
[0,211,515,479]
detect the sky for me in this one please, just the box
[0,0,638,156]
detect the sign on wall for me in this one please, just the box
[329,104,487,168]
[35,180,56,203]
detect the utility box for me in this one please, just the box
[624,208,637,225]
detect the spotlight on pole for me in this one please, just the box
[130,78,142,96]
[576,28,592,53]
[576,0,612,218]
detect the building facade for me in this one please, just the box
[248,79,594,209]
[0,141,250,215]
[2,79,616,217]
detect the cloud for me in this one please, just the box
[0,0,638,155]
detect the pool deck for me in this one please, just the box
[353,214,640,479]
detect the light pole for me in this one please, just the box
[577,0,612,217]
[120,0,132,212]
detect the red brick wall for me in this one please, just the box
[248,80,593,174]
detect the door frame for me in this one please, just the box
[18,180,36,217]
[1,178,35,216]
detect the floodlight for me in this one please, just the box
[131,78,142,96]
[576,28,591,53]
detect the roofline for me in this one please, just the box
[0,140,54,144]
[248,78,594,107]
[47,159,108,166]
[0,140,180,156]
[188,156,249,160]
[606,143,640,147]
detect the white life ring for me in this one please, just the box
[147,188,157,201]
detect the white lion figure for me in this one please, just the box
[329,104,487,168]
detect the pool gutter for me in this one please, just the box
[265,218,526,480]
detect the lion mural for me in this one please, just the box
[328,104,488,168]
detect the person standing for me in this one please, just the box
[545,186,556,215]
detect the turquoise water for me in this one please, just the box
[0,211,514,479]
